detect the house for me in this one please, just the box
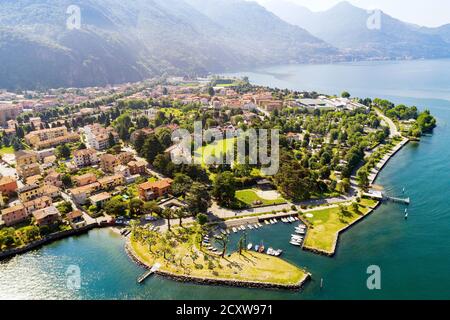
[25,174,43,186]
[15,150,38,167]
[98,175,124,190]
[17,163,41,179]
[42,185,61,200]
[130,128,154,144]
[66,210,86,229]
[44,170,62,188]
[138,178,173,201]
[128,160,147,175]
[24,196,52,215]
[18,183,43,202]
[114,165,131,178]
[0,176,18,195]
[15,150,41,179]
[100,154,118,173]
[69,182,101,205]
[89,192,111,208]
[73,148,99,168]
[1,204,27,226]
[116,152,134,165]
[73,173,98,187]
[33,206,61,226]
[36,148,55,162]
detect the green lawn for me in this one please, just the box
[303,199,378,254]
[235,189,286,207]
[194,137,236,168]
[0,146,14,155]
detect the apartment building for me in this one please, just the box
[73,148,99,168]
[100,154,119,173]
[25,126,79,150]
[83,124,119,150]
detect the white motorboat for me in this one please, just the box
[264,220,270,225]
[248,224,253,230]
[232,227,237,233]
[247,243,253,250]
[290,241,302,246]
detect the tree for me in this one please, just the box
[196,213,208,226]
[143,201,161,216]
[174,208,188,227]
[216,234,229,258]
[57,201,73,215]
[108,132,116,148]
[57,144,71,159]
[212,172,236,207]
[341,91,351,98]
[141,134,163,163]
[185,182,211,215]
[170,173,193,197]
[104,198,127,216]
[61,174,73,188]
[352,202,360,213]
[161,208,174,231]
[208,86,215,97]
[129,198,144,216]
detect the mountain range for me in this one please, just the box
[0,0,336,90]
[260,0,450,60]
[1,0,450,90]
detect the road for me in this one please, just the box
[374,107,399,138]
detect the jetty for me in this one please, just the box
[386,196,410,205]
[363,190,410,205]
[137,263,161,284]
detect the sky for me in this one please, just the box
[255,0,450,27]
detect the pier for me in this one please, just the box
[137,263,161,284]
[385,196,410,205]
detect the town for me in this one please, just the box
[0,76,436,288]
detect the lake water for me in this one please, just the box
[1,60,450,299]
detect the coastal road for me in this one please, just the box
[374,107,399,138]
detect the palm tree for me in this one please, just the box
[175,208,187,228]
[216,234,229,258]
[237,232,247,255]
[162,208,174,231]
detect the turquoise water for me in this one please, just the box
[1,60,450,299]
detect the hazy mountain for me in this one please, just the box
[261,0,450,60]
[0,0,337,90]
[420,24,450,43]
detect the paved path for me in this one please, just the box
[374,107,399,138]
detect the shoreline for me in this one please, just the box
[301,136,410,257]
[125,240,311,291]
[0,222,113,261]
[301,201,381,257]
